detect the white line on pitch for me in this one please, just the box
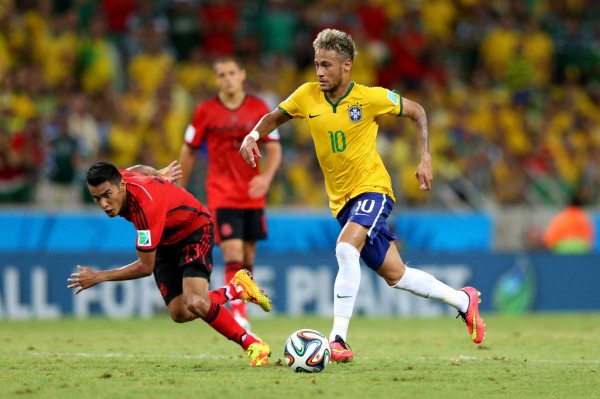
[30,352,226,360]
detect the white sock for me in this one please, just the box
[393,266,469,312]
[329,316,350,343]
[330,242,361,342]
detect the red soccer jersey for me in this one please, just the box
[184,95,279,210]
[119,170,211,252]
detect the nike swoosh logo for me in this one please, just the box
[308,114,322,118]
[336,294,353,299]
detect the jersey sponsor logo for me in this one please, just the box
[348,104,362,123]
[387,90,399,105]
[137,230,152,247]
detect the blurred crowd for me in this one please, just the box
[1,0,600,210]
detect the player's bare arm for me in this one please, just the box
[67,250,156,295]
[240,109,291,168]
[248,140,282,198]
[401,98,433,191]
[127,161,183,183]
[178,145,197,188]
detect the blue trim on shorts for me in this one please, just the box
[336,193,396,270]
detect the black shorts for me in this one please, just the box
[153,223,215,305]
[214,208,267,244]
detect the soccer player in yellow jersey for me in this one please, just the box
[240,28,486,362]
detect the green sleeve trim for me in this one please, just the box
[392,90,403,116]
[278,106,292,118]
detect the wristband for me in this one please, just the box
[248,131,260,141]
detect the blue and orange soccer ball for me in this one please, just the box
[284,329,330,373]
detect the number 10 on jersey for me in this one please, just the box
[328,130,347,153]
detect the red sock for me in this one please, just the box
[203,302,258,350]
[224,261,243,284]
[208,282,241,305]
[225,261,247,319]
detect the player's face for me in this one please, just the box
[88,180,127,217]
[314,49,349,93]
[214,61,246,96]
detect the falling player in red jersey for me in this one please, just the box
[67,161,272,366]
[178,56,282,331]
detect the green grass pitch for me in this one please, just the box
[1,313,599,399]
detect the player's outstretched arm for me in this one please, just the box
[401,98,433,191]
[67,251,156,294]
[240,109,290,168]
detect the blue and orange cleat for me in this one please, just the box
[458,286,486,344]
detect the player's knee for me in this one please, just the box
[169,309,194,323]
[335,242,360,266]
[184,294,210,318]
[378,261,406,286]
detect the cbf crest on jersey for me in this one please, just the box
[348,103,362,123]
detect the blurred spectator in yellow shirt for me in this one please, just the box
[121,79,154,124]
[420,0,457,40]
[141,93,185,168]
[176,46,214,97]
[128,26,175,97]
[503,42,537,92]
[80,14,123,94]
[480,13,520,81]
[521,17,554,86]
[37,9,80,89]
[107,108,143,168]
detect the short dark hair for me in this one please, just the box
[87,162,122,186]
[212,55,244,71]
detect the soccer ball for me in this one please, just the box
[284,329,330,373]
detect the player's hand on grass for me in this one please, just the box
[240,135,261,168]
[415,155,433,191]
[67,265,100,295]
[159,160,183,183]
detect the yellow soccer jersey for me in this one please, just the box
[278,82,403,216]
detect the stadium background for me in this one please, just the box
[1,0,599,318]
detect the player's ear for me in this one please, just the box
[343,59,352,72]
